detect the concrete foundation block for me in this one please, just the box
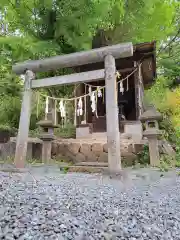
[124,121,143,142]
[76,125,90,139]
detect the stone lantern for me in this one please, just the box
[37,119,58,165]
[140,106,162,167]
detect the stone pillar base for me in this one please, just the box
[39,133,54,164]
[76,124,90,138]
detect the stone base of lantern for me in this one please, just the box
[37,118,58,164]
[139,106,163,167]
[143,129,162,167]
[39,133,54,164]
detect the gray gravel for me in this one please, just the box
[0,167,180,240]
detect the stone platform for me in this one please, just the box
[0,135,145,167]
[0,137,42,160]
[52,136,144,166]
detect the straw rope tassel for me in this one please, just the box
[54,99,57,125]
[88,86,92,96]
[84,86,87,123]
[95,92,98,118]
[127,76,129,91]
[74,98,77,126]
[79,97,83,116]
[90,91,96,113]
[38,66,142,104]
[36,92,40,118]
[120,81,124,95]
[97,86,102,98]
[102,88,104,103]
[64,102,66,127]
[45,96,49,120]
[59,100,66,127]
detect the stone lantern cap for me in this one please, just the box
[37,119,58,128]
[140,107,162,122]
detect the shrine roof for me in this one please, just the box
[77,41,156,87]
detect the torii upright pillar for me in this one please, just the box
[14,70,34,168]
[104,54,121,173]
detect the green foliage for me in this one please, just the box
[146,77,180,141]
[29,122,76,139]
[157,2,180,80]
[0,0,178,50]
[146,77,180,165]
[137,145,150,165]
[29,128,41,138]
[104,0,177,45]
[175,161,180,168]
[158,54,180,79]
[175,131,180,163]
[62,166,70,174]
[176,142,180,162]
[0,96,21,129]
[27,158,43,164]
[159,161,169,172]
[159,155,174,172]
[0,156,14,164]
[0,36,59,63]
[0,0,120,50]
[0,124,12,131]
[55,123,76,139]
[145,76,171,112]
[0,92,44,130]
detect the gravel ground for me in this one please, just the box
[0,167,180,240]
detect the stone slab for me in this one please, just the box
[91,143,103,157]
[0,167,29,173]
[98,152,108,163]
[76,126,90,139]
[80,143,92,155]
[74,153,86,163]
[124,121,143,142]
[67,143,81,155]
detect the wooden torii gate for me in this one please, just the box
[12,43,133,173]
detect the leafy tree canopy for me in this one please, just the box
[0,0,178,51]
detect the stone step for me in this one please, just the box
[64,165,108,173]
[75,162,108,167]
[0,167,29,173]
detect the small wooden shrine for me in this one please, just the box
[12,40,156,172]
[75,41,156,135]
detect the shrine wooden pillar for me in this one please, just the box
[134,61,144,119]
[75,84,84,125]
